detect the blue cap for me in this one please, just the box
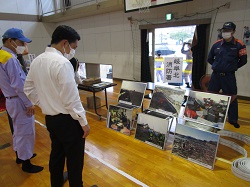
[2,28,32,43]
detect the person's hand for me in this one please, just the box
[26,105,35,117]
[82,124,90,138]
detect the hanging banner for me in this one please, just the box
[164,57,183,83]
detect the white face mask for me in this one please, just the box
[222,32,232,40]
[12,41,26,54]
[63,43,75,60]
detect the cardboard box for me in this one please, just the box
[87,96,101,109]
[81,77,101,86]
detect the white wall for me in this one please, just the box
[0,0,249,96]
[56,0,250,96]
[0,0,38,15]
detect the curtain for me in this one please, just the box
[141,29,152,82]
[191,24,208,89]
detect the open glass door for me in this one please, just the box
[154,25,196,86]
[148,29,155,82]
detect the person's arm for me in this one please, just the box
[238,44,247,68]
[57,62,88,127]
[181,43,189,54]
[207,45,215,65]
[24,68,40,106]
[75,71,82,84]
[6,58,33,108]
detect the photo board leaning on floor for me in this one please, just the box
[144,85,185,118]
[135,113,170,150]
[172,123,220,170]
[183,90,231,129]
[107,104,133,136]
[117,80,147,108]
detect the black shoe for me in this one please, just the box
[63,171,68,183]
[16,153,37,164]
[22,159,43,173]
[229,122,240,128]
[185,83,191,88]
[233,123,240,128]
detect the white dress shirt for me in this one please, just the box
[24,47,88,126]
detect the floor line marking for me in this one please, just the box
[238,118,250,123]
[85,150,149,187]
[33,120,148,187]
[35,120,47,128]
[216,157,232,165]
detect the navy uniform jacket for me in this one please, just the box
[207,37,247,72]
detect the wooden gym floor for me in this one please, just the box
[0,79,250,187]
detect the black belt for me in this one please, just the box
[5,96,18,99]
[213,71,235,76]
[46,113,69,117]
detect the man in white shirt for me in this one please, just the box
[24,25,91,187]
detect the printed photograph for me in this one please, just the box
[118,80,147,107]
[149,85,185,116]
[135,113,169,150]
[172,124,220,170]
[184,91,231,129]
[107,105,133,135]
[92,82,112,88]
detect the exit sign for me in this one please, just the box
[166,13,173,21]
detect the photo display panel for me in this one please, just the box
[135,113,169,150]
[184,91,231,129]
[118,80,147,108]
[124,0,192,12]
[149,85,185,116]
[172,123,220,170]
[107,104,133,136]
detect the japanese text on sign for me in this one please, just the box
[164,57,183,83]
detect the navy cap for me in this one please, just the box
[2,28,32,43]
[222,22,236,30]
[156,50,161,55]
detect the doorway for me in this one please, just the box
[149,25,196,87]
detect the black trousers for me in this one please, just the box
[45,114,85,187]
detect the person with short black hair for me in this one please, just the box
[24,25,94,187]
[207,22,247,128]
[155,50,164,82]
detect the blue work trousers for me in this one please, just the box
[6,97,35,160]
[208,72,238,124]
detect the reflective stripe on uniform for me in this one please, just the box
[183,70,192,74]
[183,59,193,63]
[155,68,164,70]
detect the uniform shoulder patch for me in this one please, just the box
[214,39,223,44]
[0,50,12,64]
[235,39,245,46]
